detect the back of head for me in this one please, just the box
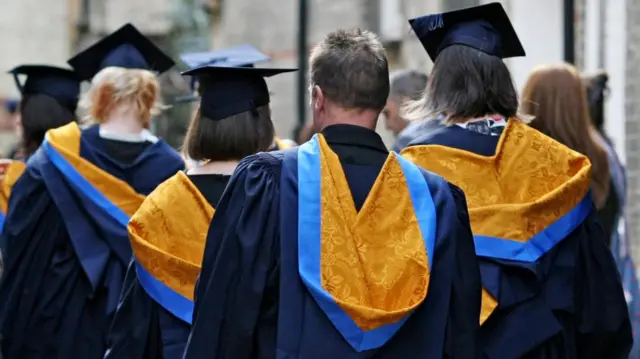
[389,69,427,103]
[182,105,275,162]
[81,66,161,126]
[309,29,390,116]
[405,45,519,123]
[522,63,611,208]
[20,93,77,156]
[582,71,609,132]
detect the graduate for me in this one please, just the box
[0,65,82,232]
[0,23,184,359]
[178,45,297,152]
[183,28,481,359]
[401,3,632,358]
[104,49,290,359]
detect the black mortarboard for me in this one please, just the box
[181,66,296,120]
[67,23,175,81]
[8,65,81,112]
[408,2,525,61]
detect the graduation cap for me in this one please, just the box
[181,66,296,120]
[179,45,270,69]
[175,45,272,105]
[67,23,175,81]
[408,2,525,61]
[8,65,81,112]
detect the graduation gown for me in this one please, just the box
[183,124,481,359]
[0,122,184,359]
[0,160,26,231]
[402,120,632,359]
[105,172,230,359]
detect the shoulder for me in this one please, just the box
[234,151,286,180]
[414,164,468,211]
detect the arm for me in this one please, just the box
[445,184,482,358]
[185,154,282,359]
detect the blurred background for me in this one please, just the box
[0,0,637,252]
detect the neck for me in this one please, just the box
[320,106,379,131]
[100,105,145,134]
[187,160,239,176]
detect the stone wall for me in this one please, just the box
[625,0,640,258]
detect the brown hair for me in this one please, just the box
[522,63,611,209]
[309,28,390,111]
[182,105,275,162]
[81,67,162,127]
[403,45,522,124]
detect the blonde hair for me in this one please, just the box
[80,67,163,126]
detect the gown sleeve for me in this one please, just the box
[444,183,482,358]
[184,153,282,359]
[104,259,161,359]
[575,213,632,358]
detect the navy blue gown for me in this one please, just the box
[0,125,183,359]
[184,124,482,359]
[407,124,632,359]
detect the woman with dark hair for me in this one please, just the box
[0,24,184,359]
[0,65,80,233]
[105,54,293,358]
[401,3,631,358]
[583,70,640,358]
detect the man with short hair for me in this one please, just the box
[184,29,481,359]
[384,70,445,152]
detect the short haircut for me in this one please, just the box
[309,28,390,111]
[20,94,77,156]
[389,69,428,102]
[404,45,520,123]
[182,105,275,162]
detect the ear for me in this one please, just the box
[313,85,325,111]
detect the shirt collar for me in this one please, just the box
[321,124,388,153]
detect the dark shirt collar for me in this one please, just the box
[321,124,388,154]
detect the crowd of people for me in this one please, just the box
[0,2,637,358]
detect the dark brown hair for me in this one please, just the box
[404,45,520,123]
[309,28,390,111]
[582,70,609,133]
[522,63,611,209]
[182,105,275,162]
[20,94,77,156]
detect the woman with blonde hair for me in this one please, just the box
[522,63,616,240]
[0,24,183,359]
[402,3,631,357]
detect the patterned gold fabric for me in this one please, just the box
[129,171,214,300]
[46,123,146,217]
[316,134,429,330]
[0,161,26,213]
[401,120,592,323]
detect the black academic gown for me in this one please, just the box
[407,125,632,359]
[0,125,184,359]
[184,124,482,359]
[105,174,230,359]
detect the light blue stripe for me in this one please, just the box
[0,210,5,233]
[43,139,194,323]
[474,195,592,262]
[395,153,437,269]
[297,136,436,352]
[135,261,194,324]
[42,139,130,227]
